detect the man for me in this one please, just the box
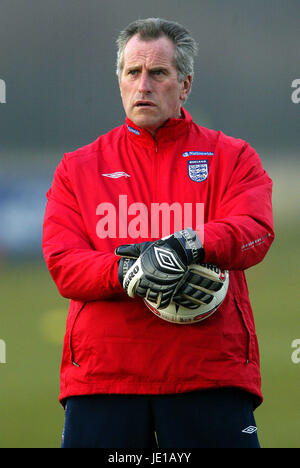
[42,18,274,448]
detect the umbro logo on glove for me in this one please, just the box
[115,228,204,309]
[153,246,185,273]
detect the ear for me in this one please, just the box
[180,75,192,102]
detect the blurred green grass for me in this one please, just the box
[0,222,299,448]
[246,222,300,448]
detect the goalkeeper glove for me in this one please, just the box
[173,268,223,309]
[115,228,204,309]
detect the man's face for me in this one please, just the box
[119,35,191,135]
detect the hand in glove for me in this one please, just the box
[173,267,224,309]
[115,228,204,309]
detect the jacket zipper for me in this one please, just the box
[69,302,86,367]
[234,298,251,364]
[152,138,159,216]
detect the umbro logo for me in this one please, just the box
[101,172,130,178]
[154,247,184,273]
[242,426,257,434]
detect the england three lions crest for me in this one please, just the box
[188,160,209,183]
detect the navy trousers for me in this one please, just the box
[61,388,260,448]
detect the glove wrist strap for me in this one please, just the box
[174,228,204,265]
[118,257,136,285]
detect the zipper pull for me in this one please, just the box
[152,137,158,153]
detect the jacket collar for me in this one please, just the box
[124,107,193,147]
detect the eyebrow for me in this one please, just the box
[125,64,170,72]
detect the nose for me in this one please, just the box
[138,71,152,95]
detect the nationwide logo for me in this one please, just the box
[101,172,131,178]
[182,151,214,157]
[127,124,141,135]
[188,160,209,183]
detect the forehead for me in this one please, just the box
[123,35,176,68]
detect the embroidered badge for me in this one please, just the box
[127,124,140,136]
[182,151,214,157]
[188,160,209,182]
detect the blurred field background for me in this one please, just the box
[0,0,299,448]
[0,158,299,448]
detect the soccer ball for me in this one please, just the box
[144,263,229,324]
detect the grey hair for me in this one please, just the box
[116,18,198,82]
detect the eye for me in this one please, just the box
[152,69,164,76]
[128,69,138,76]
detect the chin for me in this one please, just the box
[134,117,158,130]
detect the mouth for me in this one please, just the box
[134,101,156,108]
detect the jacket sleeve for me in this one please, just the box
[201,143,275,271]
[42,156,123,301]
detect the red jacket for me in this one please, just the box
[42,108,274,407]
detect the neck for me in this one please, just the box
[141,110,184,137]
